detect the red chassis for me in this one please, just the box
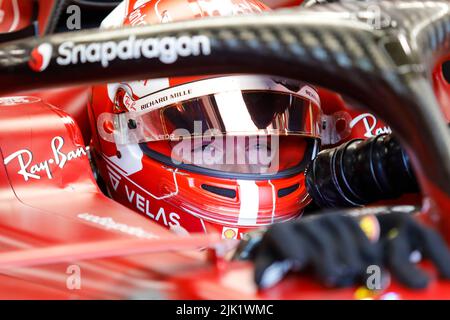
[1,0,450,300]
[0,97,449,299]
[0,99,449,299]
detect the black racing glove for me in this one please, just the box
[245,210,450,290]
[377,212,450,288]
[248,213,381,289]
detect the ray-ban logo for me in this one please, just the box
[3,136,87,181]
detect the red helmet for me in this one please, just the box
[89,0,322,239]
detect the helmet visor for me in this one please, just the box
[111,76,322,177]
[115,90,321,144]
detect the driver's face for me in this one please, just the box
[169,135,279,174]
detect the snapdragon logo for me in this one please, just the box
[56,35,211,67]
[29,43,53,72]
[30,35,211,71]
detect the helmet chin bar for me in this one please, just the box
[1,1,450,235]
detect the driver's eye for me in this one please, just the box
[202,144,214,151]
[191,142,216,153]
[247,143,271,152]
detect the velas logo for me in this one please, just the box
[29,43,53,72]
[30,35,211,72]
